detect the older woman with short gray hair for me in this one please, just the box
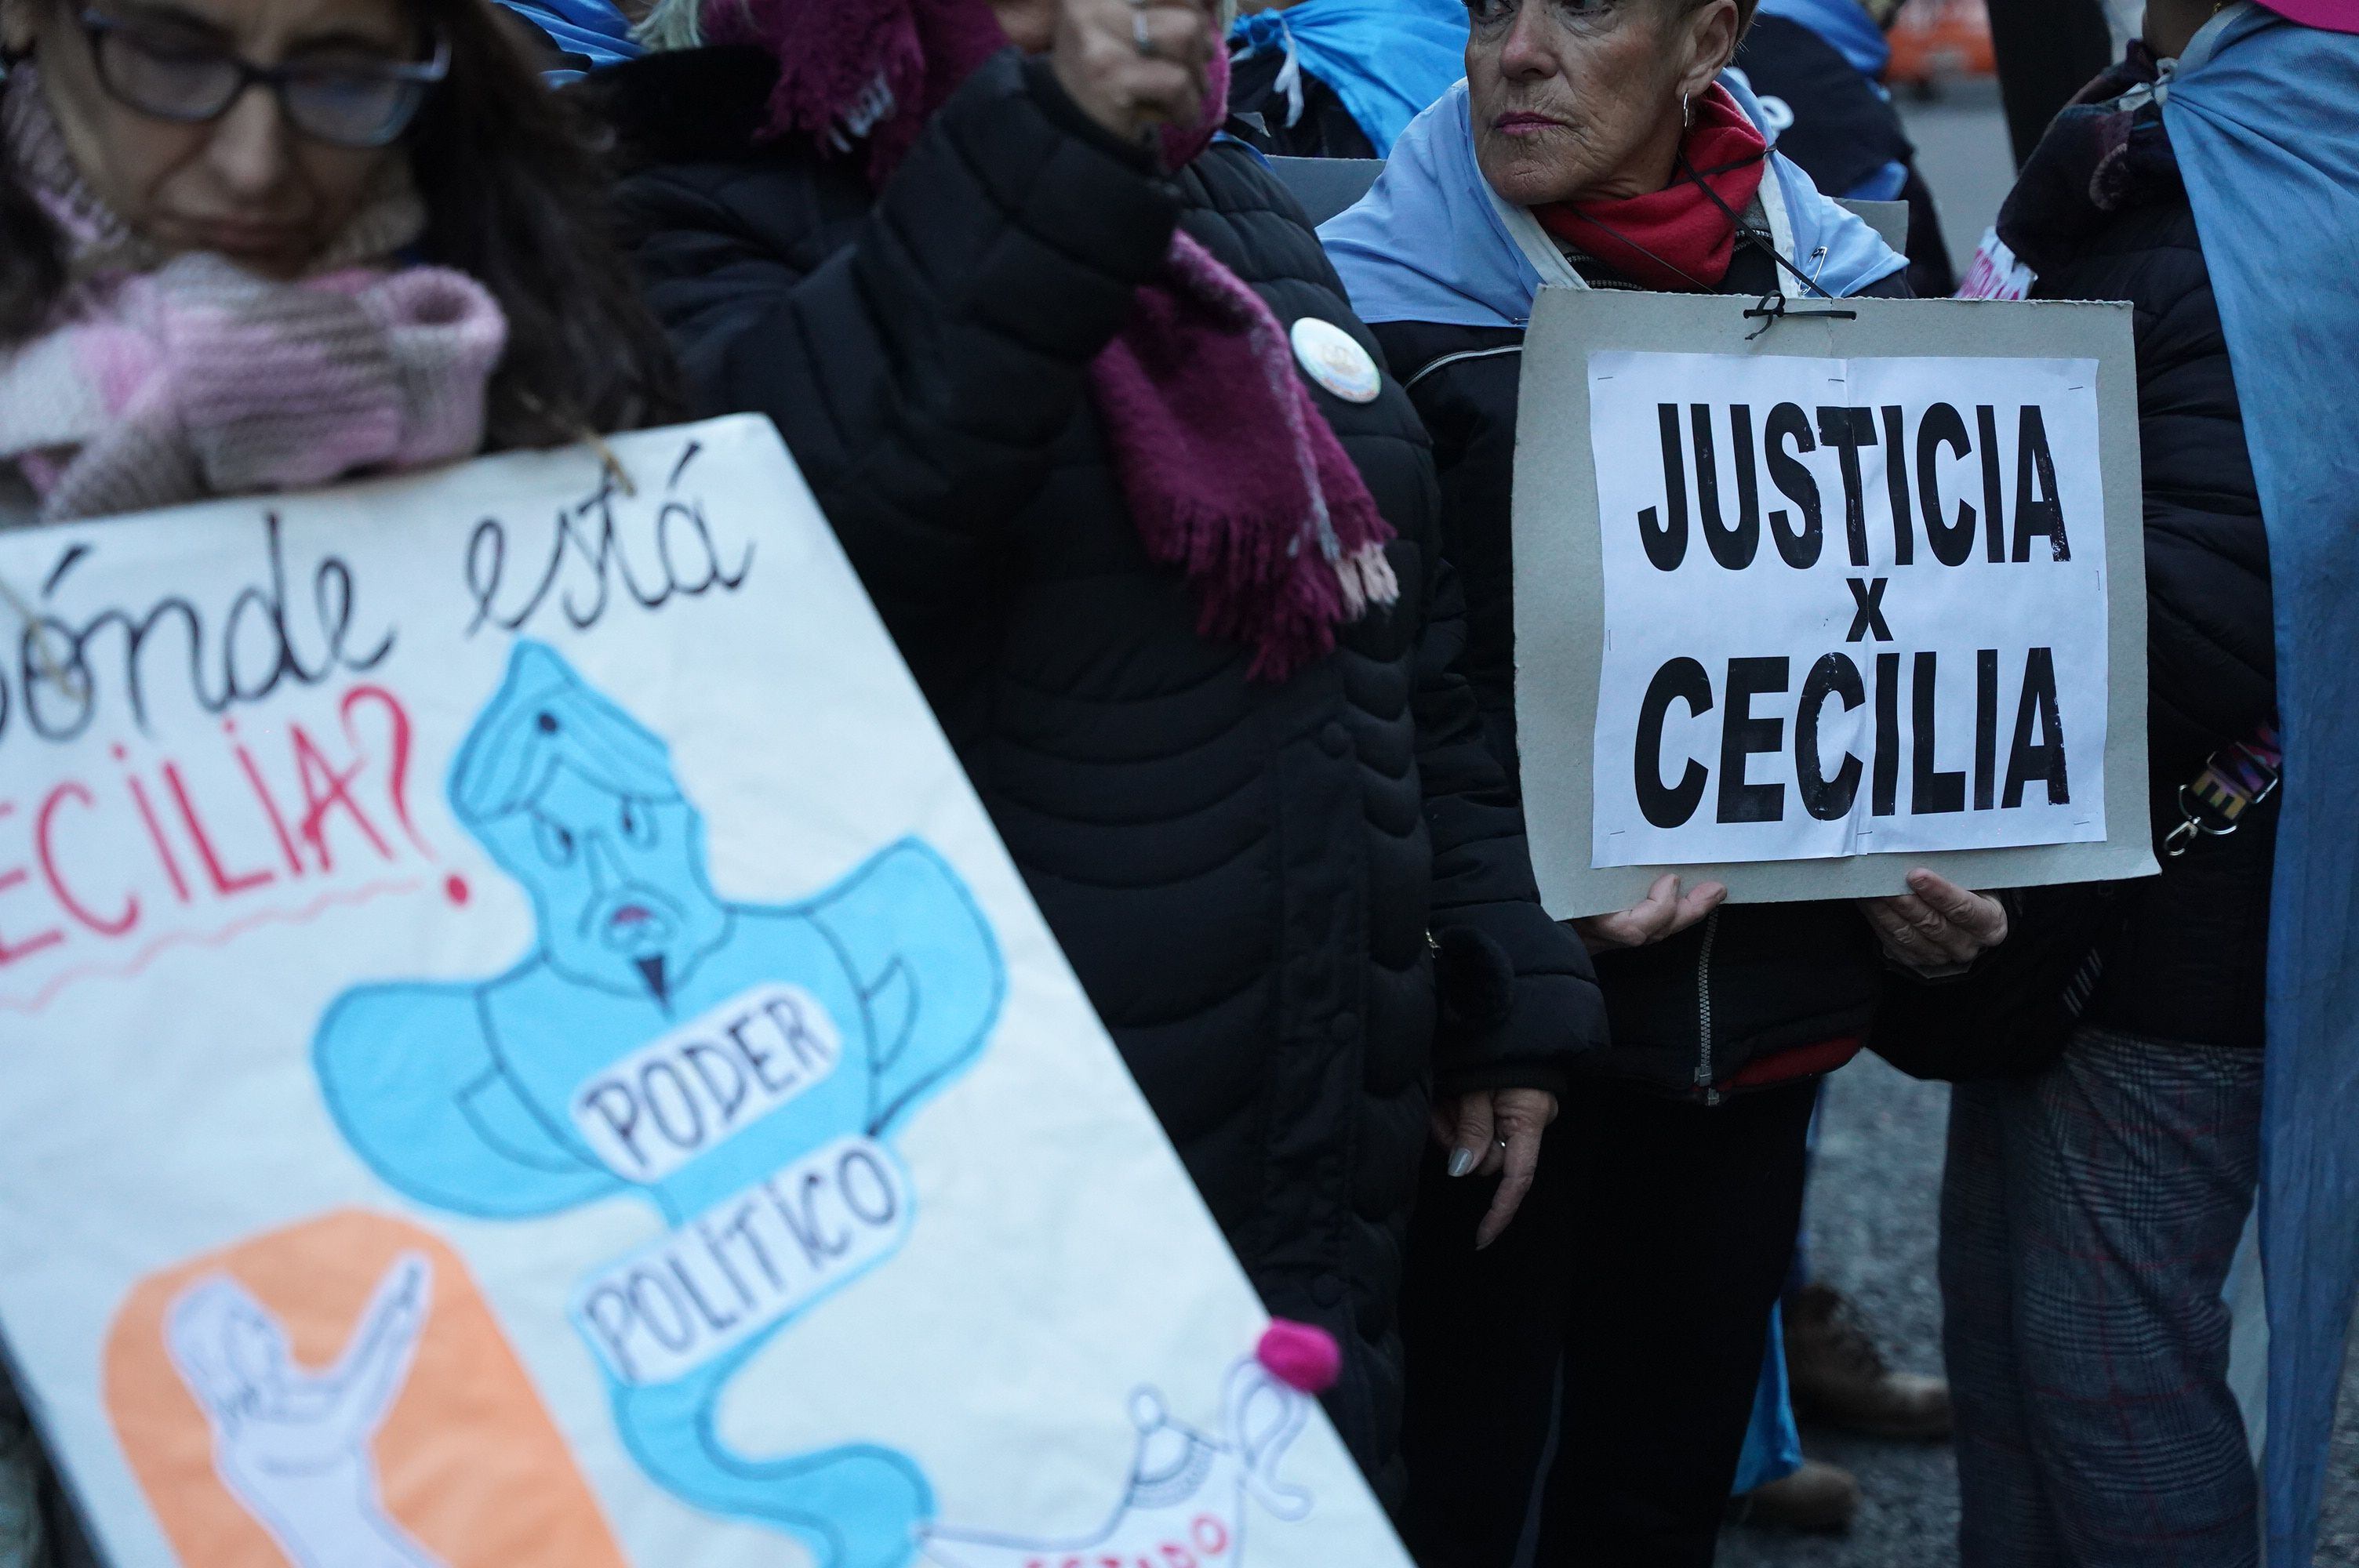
[1321,0,2003,1560]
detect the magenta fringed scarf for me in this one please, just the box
[709,0,1398,680]
[703,0,1005,178]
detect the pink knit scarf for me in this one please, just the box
[0,69,507,522]
[708,0,1398,680]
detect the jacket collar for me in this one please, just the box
[579,44,783,165]
[1994,44,2183,277]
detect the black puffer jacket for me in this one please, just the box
[1732,13,1957,298]
[1372,241,1906,1097]
[596,46,1604,1494]
[1228,45,1379,160]
[2001,74,2276,1051]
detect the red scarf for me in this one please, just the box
[1533,85,1768,292]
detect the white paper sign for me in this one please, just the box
[1511,292,2155,916]
[0,417,1409,1568]
[1588,350,2110,868]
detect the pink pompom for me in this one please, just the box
[1256,1319,1342,1395]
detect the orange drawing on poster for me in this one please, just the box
[104,1210,627,1568]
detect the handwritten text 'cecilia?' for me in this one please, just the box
[0,441,752,1010]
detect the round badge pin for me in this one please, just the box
[1290,317,1382,405]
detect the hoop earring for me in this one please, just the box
[1681,91,1693,130]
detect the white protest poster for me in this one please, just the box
[0,416,1411,1568]
[1514,292,2156,915]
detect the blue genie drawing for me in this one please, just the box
[314,641,1005,1568]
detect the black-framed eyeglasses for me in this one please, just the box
[75,9,449,149]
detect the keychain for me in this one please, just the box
[2165,720,2283,856]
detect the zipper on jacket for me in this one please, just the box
[1695,908,1722,1105]
[1402,343,1524,392]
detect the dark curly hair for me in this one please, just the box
[0,0,682,446]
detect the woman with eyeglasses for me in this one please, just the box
[0,0,677,524]
[0,0,674,1548]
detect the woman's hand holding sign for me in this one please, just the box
[1574,871,2002,974]
[1861,870,2010,977]
[1574,873,1728,954]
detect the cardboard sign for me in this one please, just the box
[1514,292,2156,916]
[0,417,1410,1568]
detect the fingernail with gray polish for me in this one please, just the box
[1448,1148,1477,1178]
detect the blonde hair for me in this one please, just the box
[635,0,707,51]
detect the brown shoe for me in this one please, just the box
[1784,1283,1954,1440]
[1729,1458,1862,1533]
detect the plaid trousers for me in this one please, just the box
[0,1374,35,1568]
[1941,1025,2264,1568]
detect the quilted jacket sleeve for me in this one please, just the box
[1414,539,1609,1098]
[2035,205,2276,795]
[2124,246,2275,789]
[620,49,1181,614]
[1351,321,1608,1096]
[2022,196,2276,1048]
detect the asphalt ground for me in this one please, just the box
[1893,76,2020,281]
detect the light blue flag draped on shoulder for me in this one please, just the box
[1229,0,1470,157]
[1318,80,1542,328]
[1320,76,1903,327]
[2162,8,2359,1563]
